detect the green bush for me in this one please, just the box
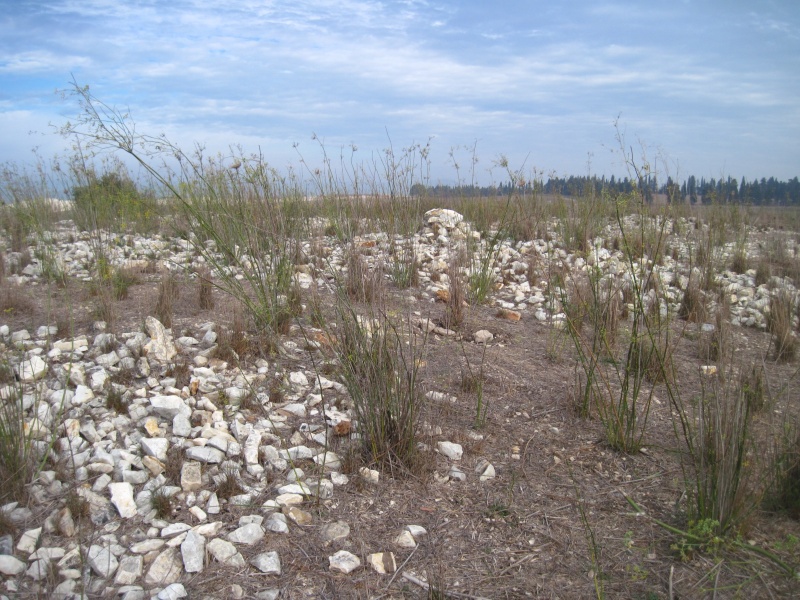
[72,170,159,232]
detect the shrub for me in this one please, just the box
[71,169,159,233]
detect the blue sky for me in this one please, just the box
[1,0,798,185]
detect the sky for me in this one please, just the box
[1,0,799,186]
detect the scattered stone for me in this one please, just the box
[474,329,493,344]
[227,522,265,545]
[285,506,313,526]
[368,551,396,574]
[250,551,281,575]
[157,583,188,600]
[320,520,350,545]
[328,550,361,574]
[394,530,417,548]
[0,555,26,575]
[16,355,48,382]
[144,547,183,587]
[206,538,246,567]
[437,441,463,460]
[180,462,202,492]
[87,544,119,578]
[109,482,137,518]
[114,554,144,586]
[143,316,178,362]
[175,531,202,575]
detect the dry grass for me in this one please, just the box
[154,269,180,328]
[197,267,215,310]
[768,289,797,362]
[345,248,383,304]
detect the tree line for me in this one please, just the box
[411,174,800,205]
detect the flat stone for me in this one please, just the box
[173,413,192,437]
[141,437,169,462]
[437,441,463,460]
[474,329,493,344]
[109,482,137,518]
[114,554,144,585]
[368,551,396,574]
[285,506,312,526]
[185,445,225,464]
[206,538,245,567]
[265,512,289,534]
[180,461,202,491]
[320,521,350,545]
[181,530,205,573]
[144,316,178,362]
[16,355,47,382]
[150,395,190,419]
[250,551,281,575]
[144,547,183,587]
[0,555,26,575]
[328,550,361,574]
[16,527,41,553]
[87,544,119,578]
[226,523,264,545]
[158,583,188,600]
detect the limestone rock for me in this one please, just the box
[181,530,205,573]
[328,550,361,574]
[368,551,396,574]
[250,551,281,575]
[109,482,137,518]
[144,547,183,587]
[87,544,119,578]
[144,316,178,362]
[437,441,463,460]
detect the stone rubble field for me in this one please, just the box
[1,207,799,599]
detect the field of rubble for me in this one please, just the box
[1,191,800,600]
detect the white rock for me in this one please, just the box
[144,547,183,587]
[226,523,265,545]
[0,555,26,575]
[158,583,188,600]
[109,482,137,518]
[181,530,205,573]
[474,329,493,344]
[16,355,47,382]
[87,544,119,578]
[243,430,261,465]
[16,527,41,553]
[250,551,281,575]
[143,316,178,362]
[140,437,169,462]
[150,395,190,419]
[206,538,246,567]
[114,554,144,585]
[368,551,396,574]
[185,446,225,464]
[328,550,361,574]
[394,530,417,548]
[437,441,463,460]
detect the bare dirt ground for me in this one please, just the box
[3,256,800,600]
